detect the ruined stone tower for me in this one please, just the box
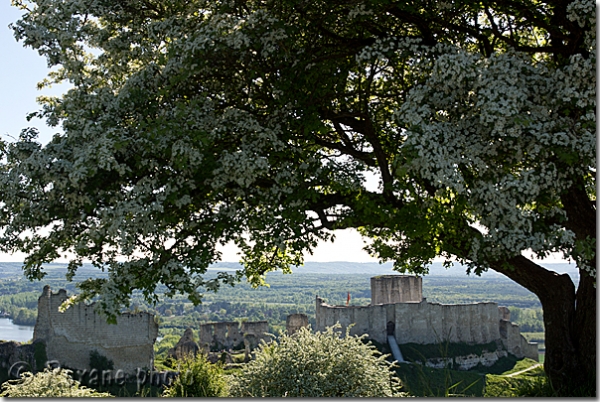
[370,275,422,305]
[34,286,158,374]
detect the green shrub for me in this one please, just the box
[89,349,114,372]
[31,341,48,371]
[484,373,552,397]
[161,354,228,397]
[229,325,404,397]
[393,361,485,397]
[0,368,113,397]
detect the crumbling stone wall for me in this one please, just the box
[33,286,158,374]
[198,321,269,352]
[0,340,41,377]
[496,306,537,359]
[286,313,309,335]
[315,275,538,361]
[167,328,200,360]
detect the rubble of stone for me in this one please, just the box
[34,286,159,374]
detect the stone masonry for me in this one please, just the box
[286,313,309,335]
[167,328,200,360]
[198,320,270,352]
[315,275,538,361]
[34,286,158,374]
[371,275,423,304]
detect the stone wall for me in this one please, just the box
[315,275,538,361]
[33,286,158,374]
[427,350,509,370]
[286,313,309,335]
[316,297,500,346]
[0,341,39,376]
[198,321,269,352]
[371,275,423,305]
[167,328,200,360]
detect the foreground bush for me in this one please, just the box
[0,368,113,397]
[230,325,403,397]
[161,353,228,397]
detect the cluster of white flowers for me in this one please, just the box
[378,31,595,273]
[2,0,595,315]
[347,4,374,19]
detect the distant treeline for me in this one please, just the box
[0,271,545,336]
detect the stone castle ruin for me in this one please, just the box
[34,286,158,374]
[8,276,536,377]
[198,320,270,352]
[286,313,309,335]
[315,275,538,367]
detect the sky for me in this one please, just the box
[0,2,568,265]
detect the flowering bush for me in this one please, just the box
[229,325,403,397]
[0,368,113,397]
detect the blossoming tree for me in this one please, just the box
[1,0,595,394]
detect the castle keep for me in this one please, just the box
[315,275,538,362]
[34,286,158,374]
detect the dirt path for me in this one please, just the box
[505,363,543,377]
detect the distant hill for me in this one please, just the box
[210,260,579,279]
[1,260,579,282]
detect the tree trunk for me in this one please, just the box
[490,256,596,396]
[572,267,596,392]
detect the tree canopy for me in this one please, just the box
[1,0,595,394]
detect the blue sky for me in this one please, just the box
[1,1,67,145]
[0,2,567,265]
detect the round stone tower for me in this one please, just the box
[370,275,422,305]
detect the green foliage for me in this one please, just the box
[12,308,36,326]
[470,354,520,375]
[0,292,38,326]
[0,368,113,397]
[393,363,484,397]
[33,341,47,371]
[508,306,545,332]
[521,332,545,343]
[89,349,114,372]
[229,325,404,397]
[161,354,228,397]
[480,358,598,397]
[484,368,551,397]
[153,334,181,364]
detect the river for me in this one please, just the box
[0,317,35,343]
